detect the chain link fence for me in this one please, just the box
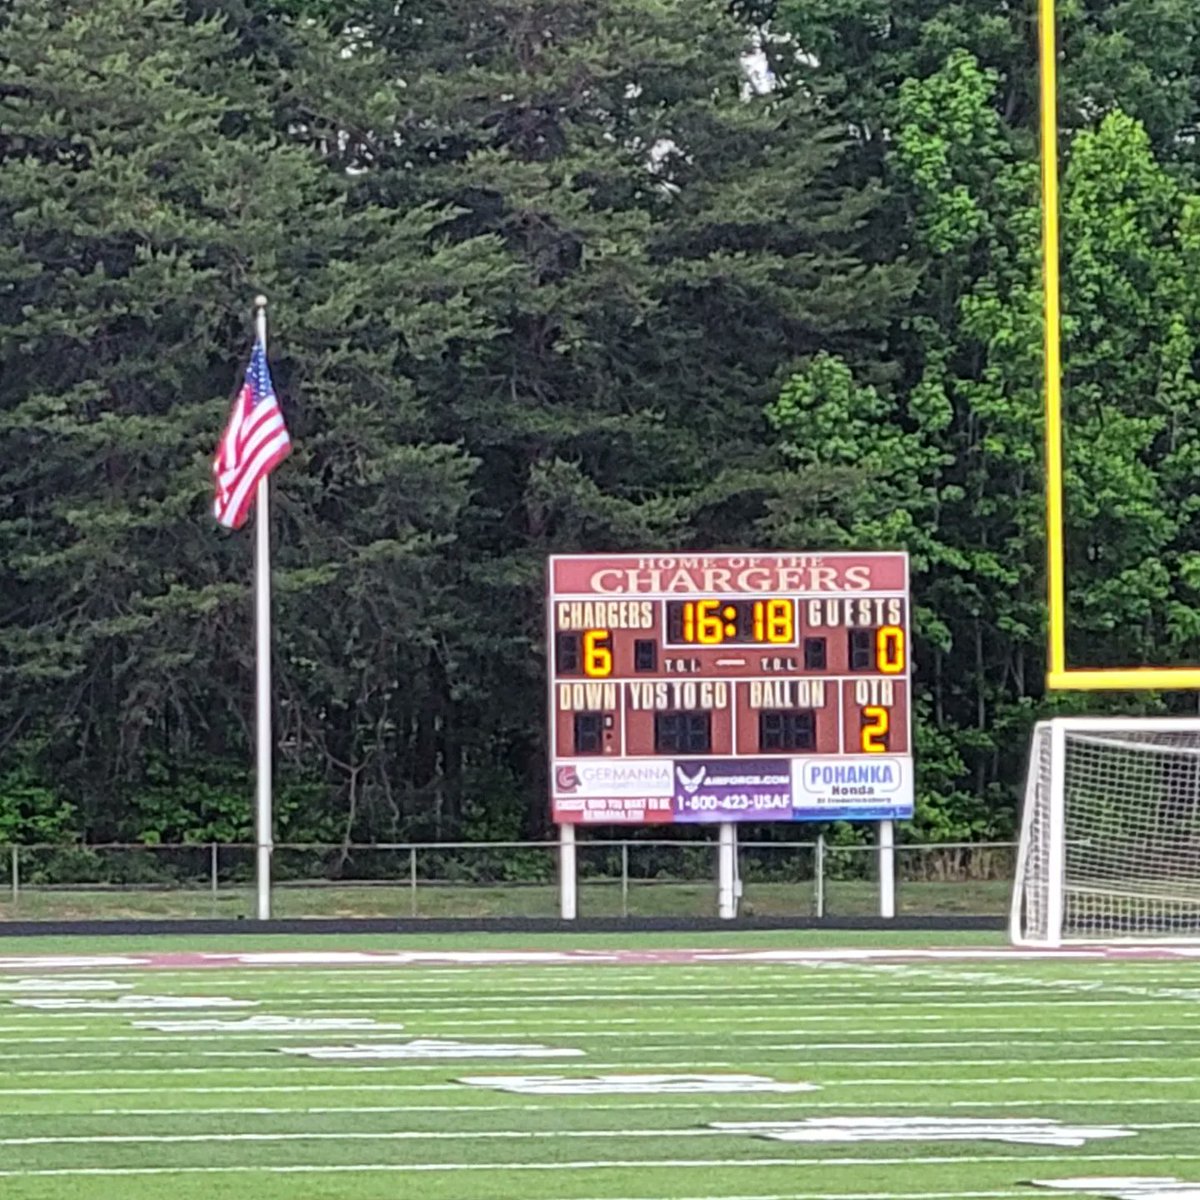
[0,838,1016,922]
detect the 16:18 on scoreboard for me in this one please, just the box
[547,552,913,825]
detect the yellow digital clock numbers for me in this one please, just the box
[677,598,794,645]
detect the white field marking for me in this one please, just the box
[32,971,1158,994]
[5,997,1197,1023]
[0,1122,1194,1147]
[193,946,1200,963]
[1032,1180,1200,1199]
[12,987,1117,1006]
[0,978,125,992]
[0,1024,1196,1045]
[0,1129,726,1147]
[690,947,1200,961]
[61,974,1200,997]
[2,1015,1197,1037]
[0,1054,1185,1074]
[0,965,883,981]
[219,951,632,966]
[11,996,257,1011]
[3,1035,1194,1056]
[0,1153,1199,1179]
[0,1193,1027,1200]
[4,1060,1195,1080]
[173,978,1200,995]
[5,1072,1197,1098]
[73,1097,1200,1118]
[856,964,1200,1006]
[1,1011,1189,1033]
[30,962,1197,987]
[0,972,1074,989]
[0,957,147,970]
[278,1040,585,1061]
[131,1017,407,1034]
[455,1074,820,1096]
[709,1117,1136,1148]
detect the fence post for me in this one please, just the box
[210,843,218,912]
[620,841,629,919]
[409,846,418,918]
[11,845,18,911]
[815,834,825,919]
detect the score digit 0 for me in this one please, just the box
[877,624,905,674]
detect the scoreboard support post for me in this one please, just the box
[878,819,896,919]
[717,822,738,919]
[559,823,577,920]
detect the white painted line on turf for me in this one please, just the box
[0,1054,1185,1075]
[9,1040,1187,1062]
[0,978,125,992]
[456,1074,819,1095]
[1032,1181,1200,1199]
[0,1025,1196,1046]
[11,996,257,1011]
[0,957,148,970]
[70,1097,1200,1118]
[1,1119,1192,1148]
[279,1039,585,1061]
[5,1072,1196,1098]
[4,1051,1195,1080]
[709,1117,1135,1147]
[0,1152,1198,1178]
[131,1017,407,1033]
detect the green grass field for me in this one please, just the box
[0,933,1195,1200]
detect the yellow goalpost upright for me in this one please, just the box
[1038,0,1200,691]
[1009,4,1200,946]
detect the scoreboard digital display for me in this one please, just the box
[547,552,914,825]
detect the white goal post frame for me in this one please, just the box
[1011,716,1200,947]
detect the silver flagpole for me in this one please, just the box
[253,294,274,921]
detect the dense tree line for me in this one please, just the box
[1,0,1198,847]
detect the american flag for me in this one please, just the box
[212,340,292,530]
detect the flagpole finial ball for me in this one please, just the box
[254,294,268,309]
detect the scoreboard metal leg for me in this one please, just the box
[718,822,739,919]
[878,819,896,919]
[559,824,578,920]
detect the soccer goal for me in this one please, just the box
[1011,718,1200,946]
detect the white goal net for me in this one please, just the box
[1011,718,1200,945]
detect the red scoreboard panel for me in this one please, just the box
[547,552,914,825]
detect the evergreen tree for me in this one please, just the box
[265,0,912,834]
[0,0,511,841]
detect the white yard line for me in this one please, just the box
[4,1072,1197,1097]
[3,996,1197,1019]
[0,1151,1196,1178]
[0,1054,1183,1076]
[0,1027,1194,1046]
[2,1118,1194,1147]
[63,1096,1200,1117]
[4,1036,1198,1059]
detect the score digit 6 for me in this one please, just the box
[582,629,613,678]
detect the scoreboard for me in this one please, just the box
[547,551,914,825]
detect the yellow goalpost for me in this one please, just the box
[1037,0,1200,691]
